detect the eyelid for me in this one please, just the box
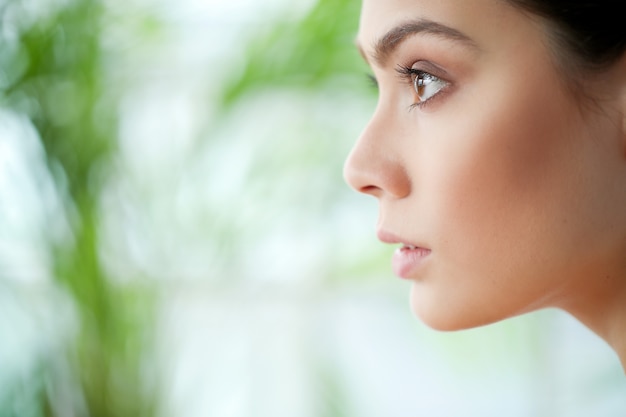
[395,60,449,83]
[411,60,447,77]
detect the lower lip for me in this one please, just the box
[392,246,431,279]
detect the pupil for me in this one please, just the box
[414,75,431,98]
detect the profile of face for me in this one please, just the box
[344,0,626,331]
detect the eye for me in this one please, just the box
[396,64,449,107]
[366,73,378,90]
[413,72,448,104]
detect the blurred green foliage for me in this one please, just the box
[220,0,364,108]
[1,0,157,415]
[1,0,367,414]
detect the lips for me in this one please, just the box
[377,229,432,279]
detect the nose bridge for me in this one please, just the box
[343,106,411,199]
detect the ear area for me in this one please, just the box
[594,51,626,159]
[614,53,626,157]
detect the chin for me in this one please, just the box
[413,310,481,332]
[409,285,503,331]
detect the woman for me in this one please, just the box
[343,0,626,369]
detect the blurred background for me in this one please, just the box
[1,0,625,416]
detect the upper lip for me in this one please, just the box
[377,229,429,249]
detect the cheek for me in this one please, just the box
[437,109,567,236]
[417,81,581,309]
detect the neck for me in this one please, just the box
[562,269,626,373]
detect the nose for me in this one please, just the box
[343,112,411,199]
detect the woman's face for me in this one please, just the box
[345,0,626,330]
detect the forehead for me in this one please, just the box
[356,0,520,60]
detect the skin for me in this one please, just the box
[344,0,626,368]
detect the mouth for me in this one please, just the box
[377,229,428,249]
[401,244,419,250]
[392,245,432,279]
[377,230,432,279]
[397,243,431,255]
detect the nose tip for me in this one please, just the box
[343,151,383,198]
[343,138,411,200]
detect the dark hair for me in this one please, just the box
[505,0,626,75]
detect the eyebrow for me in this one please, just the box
[358,19,479,67]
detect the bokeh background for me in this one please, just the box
[1,0,626,416]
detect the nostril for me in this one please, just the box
[343,160,378,196]
[347,161,411,199]
[359,184,383,196]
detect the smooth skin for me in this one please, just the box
[344,0,626,367]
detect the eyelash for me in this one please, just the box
[364,65,449,110]
[366,73,378,89]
